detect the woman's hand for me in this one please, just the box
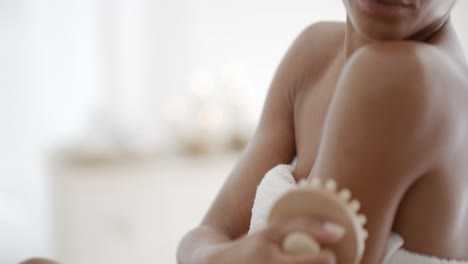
[209,217,345,264]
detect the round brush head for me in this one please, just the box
[268,178,367,264]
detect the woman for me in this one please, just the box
[178,0,468,263]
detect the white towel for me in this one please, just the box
[249,164,296,234]
[249,164,468,264]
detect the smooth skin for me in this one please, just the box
[178,0,468,263]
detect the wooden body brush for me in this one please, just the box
[268,178,368,264]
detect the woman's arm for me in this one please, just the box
[308,43,459,263]
[177,23,334,264]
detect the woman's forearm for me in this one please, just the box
[177,225,233,264]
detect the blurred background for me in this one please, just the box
[0,0,467,263]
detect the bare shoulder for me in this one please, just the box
[269,21,345,111]
[299,21,345,49]
[292,21,345,70]
[274,21,345,75]
[279,21,345,105]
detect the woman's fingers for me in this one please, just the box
[322,221,347,242]
[266,217,346,245]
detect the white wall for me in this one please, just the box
[0,0,100,262]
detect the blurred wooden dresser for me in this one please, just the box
[50,152,237,264]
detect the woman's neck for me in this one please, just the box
[343,19,373,60]
[343,16,460,61]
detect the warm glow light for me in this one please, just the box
[197,103,224,133]
[189,70,216,98]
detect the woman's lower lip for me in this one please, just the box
[358,0,409,17]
